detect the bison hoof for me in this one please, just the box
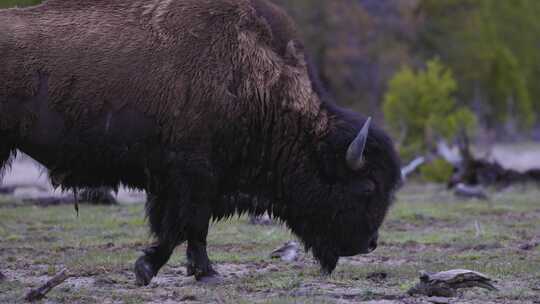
[134,257,156,286]
[195,268,220,284]
[185,263,195,277]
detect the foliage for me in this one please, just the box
[280,0,540,135]
[417,0,539,130]
[420,158,454,183]
[383,59,476,160]
[275,0,540,138]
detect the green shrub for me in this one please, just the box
[383,59,477,161]
[420,158,454,183]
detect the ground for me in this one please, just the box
[1,184,539,304]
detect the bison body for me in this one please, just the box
[0,0,401,284]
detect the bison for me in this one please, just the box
[0,0,402,285]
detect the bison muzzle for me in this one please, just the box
[0,0,402,284]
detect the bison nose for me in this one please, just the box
[368,234,378,253]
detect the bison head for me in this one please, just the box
[287,114,402,274]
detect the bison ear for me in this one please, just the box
[285,40,306,67]
[346,117,371,170]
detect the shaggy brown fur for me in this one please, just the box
[0,0,401,285]
[1,0,320,143]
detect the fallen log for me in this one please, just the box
[408,269,497,298]
[454,183,489,200]
[24,269,70,302]
[12,187,117,207]
[0,183,49,195]
[449,157,540,188]
[439,134,540,188]
[77,187,117,205]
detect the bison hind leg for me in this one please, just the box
[185,204,220,283]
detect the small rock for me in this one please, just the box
[291,263,303,270]
[428,297,451,304]
[519,241,539,251]
[94,276,117,287]
[366,271,388,282]
[179,295,197,301]
[267,265,280,272]
[270,241,300,262]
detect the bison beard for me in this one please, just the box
[0,0,401,284]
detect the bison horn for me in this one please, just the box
[346,117,371,170]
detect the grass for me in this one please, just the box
[0,0,41,9]
[1,184,539,303]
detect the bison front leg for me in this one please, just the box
[185,204,219,282]
[134,193,188,286]
[134,242,177,286]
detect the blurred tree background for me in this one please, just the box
[2,0,540,158]
[275,0,540,147]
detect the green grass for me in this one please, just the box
[0,0,41,9]
[1,185,539,303]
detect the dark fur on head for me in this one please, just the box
[0,0,401,280]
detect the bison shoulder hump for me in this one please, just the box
[248,0,301,57]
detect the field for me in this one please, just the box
[0,184,539,304]
[0,0,40,9]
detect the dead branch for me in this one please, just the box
[437,140,462,166]
[401,156,426,179]
[24,269,70,302]
[22,196,76,207]
[454,183,489,200]
[443,131,540,188]
[408,269,497,298]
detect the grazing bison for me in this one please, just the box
[0,0,401,285]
